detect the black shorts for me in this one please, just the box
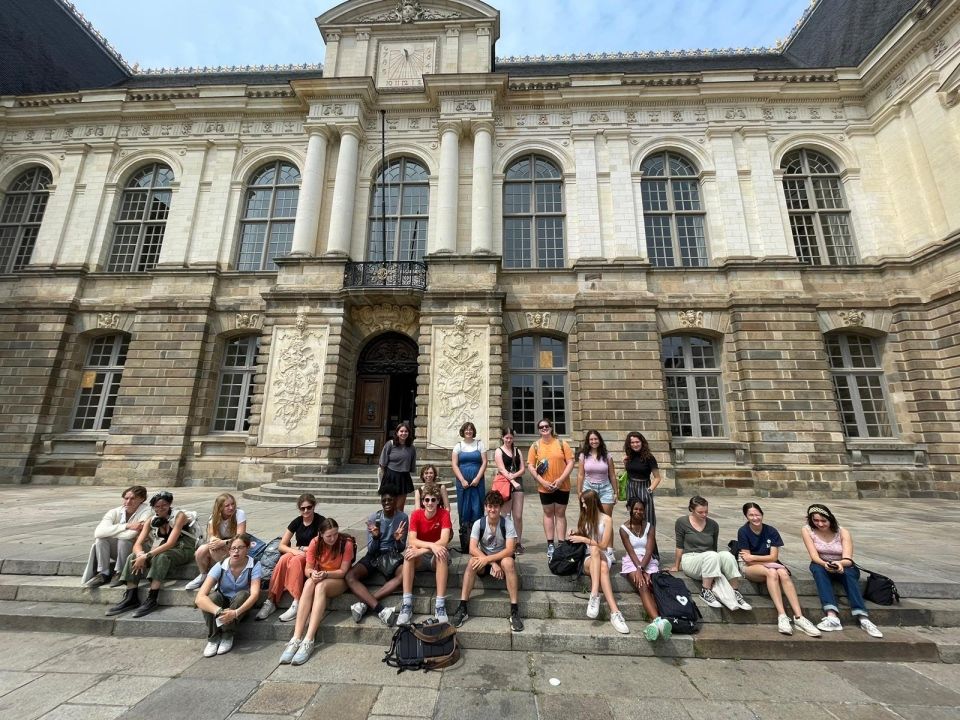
[538,489,570,507]
[356,552,403,579]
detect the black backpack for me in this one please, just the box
[548,540,587,577]
[382,621,460,673]
[651,571,703,634]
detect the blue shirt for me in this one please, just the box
[365,510,409,555]
[737,523,784,558]
[208,557,261,600]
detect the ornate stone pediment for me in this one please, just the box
[357,1,463,23]
[351,304,419,338]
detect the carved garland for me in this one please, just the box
[351,304,419,337]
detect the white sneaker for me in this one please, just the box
[434,606,448,625]
[279,600,298,622]
[350,601,368,623]
[586,594,601,619]
[733,590,753,611]
[378,606,396,626]
[793,615,822,638]
[185,573,204,591]
[256,599,276,621]
[777,614,793,635]
[203,640,219,657]
[817,616,843,632]
[656,616,672,641]
[290,639,315,666]
[279,637,301,664]
[610,611,629,634]
[216,634,234,655]
[699,587,722,609]
[605,547,616,566]
[859,618,883,638]
[397,604,413,626]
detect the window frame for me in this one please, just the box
[211,335,259,433]
[0,166,52,273]
[71,334,129,432]
[826,333,896,439]
[780,148,856,266]
[508,334,568,437]
[366,156,430,262]
[106,163,174,272]
[502,153,566,269]
[661,334,727,438]
[639,151,708,268]
[236,160,301,271]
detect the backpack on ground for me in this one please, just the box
[255,536,282,590]
[382,621,460,673]
[858,565,901,605]
[651,571,703,634]
[548,540,587,577]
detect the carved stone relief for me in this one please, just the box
[428,316,489,448]
[525,311,551,329]
[838,310,865,327]
[261,313,329,446]
[97,312,121,329]
[235,313,262,330]
[678,310,704,328]
[350,304,419,337]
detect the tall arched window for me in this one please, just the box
[212,335,259,432]
[509,334,567,435]
[237,160,301,270]
[0,166,52,272]
[106,163,173,272]
[662,335,725,437]
[827,333,893,438]
[72,334,129,431]
[640,151,707,267]
[367,157,429,262]
[503,154,565,269]
[780,149,855,265]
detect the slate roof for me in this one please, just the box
[0,0,922,98]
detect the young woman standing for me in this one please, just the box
[493,427,526,553]
[528,417,574,563]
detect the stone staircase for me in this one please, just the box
[1,551,957,663]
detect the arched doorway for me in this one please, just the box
[350,332,419,462]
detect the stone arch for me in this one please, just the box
[496,142,572,177]
[107,150,182,186]
[0,154,60,189]
[772,135,858,174]
[360,148,436,180]
[633,136,713,174]
[232,146,305,184]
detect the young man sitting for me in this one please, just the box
[346,491,408,625]
[451,491,524,632]
[81,485,151,588]
[396,482,452,625]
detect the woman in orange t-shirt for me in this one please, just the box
[279,518,354,666]
[527,417,574,564]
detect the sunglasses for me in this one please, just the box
[538,425,551,430]
[422,497,439,503]
[299,505,314,512]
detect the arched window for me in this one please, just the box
[780,149,855,265]
[509,335,567,435]
[662,335,725,437]
[827,333,893,438]
[0,166,52,272]
[237,161,301,270]
[367,157,429,262]
[640,151,707,267]
[106,163,174,272]
[72,334,129,431]
[212,335,259,432]
[503,154,565,269]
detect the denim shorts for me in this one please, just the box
[582,480,615,505]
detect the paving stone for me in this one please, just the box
[238,682,319,715]
[116,678,259,720]
[886,708,960,720]
[269,642,441,688]
[0,672,100,720]
[537,693,613,720]
[299,683,379,720]
[369,686,438,718]
[0,669,42,698]
[531,653,701,699]
[434,688,537,720]
[180,641,286,681]
[37,705,127,720]
[681,700,773,719]
[903,661,960,690]
[608,698,694,720]
[33,636,200,677]
[827,663,960,706]
[228,715,296,720]
[748,702,877,720]
[438,648,533,691]
[818,704,903,720]
[68,675,168,707]
[0,631,92,671]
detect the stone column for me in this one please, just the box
[470,121,494,254]
[572,130,602,258]
[705,129,750,260]
[434,121,460,254]
[742,129,793,257]
[325,126,362,256]
[605,131,641,258]
[290,127,330,256]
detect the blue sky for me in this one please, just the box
[71,0,813,70]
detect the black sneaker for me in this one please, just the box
[452,605,469,628]
[509,611,524,633]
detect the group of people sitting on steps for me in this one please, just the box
[81,420,884,660]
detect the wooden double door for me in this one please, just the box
[350,333,418,463]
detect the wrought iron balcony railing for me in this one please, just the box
[343,261,427,290]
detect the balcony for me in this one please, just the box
[343,261,427,290]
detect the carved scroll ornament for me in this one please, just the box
[270,313,319,431]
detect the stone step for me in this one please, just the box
[0,599,943,662]
[275,478,379,489]
[242,486,458,506]
[2,574,958,628]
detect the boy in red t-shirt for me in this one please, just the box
[395,483,452,625]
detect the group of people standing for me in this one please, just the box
[81,422,884,662]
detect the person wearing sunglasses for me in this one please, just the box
[395,482,452,625]
[527,418,574,564]
[256,494,325,622]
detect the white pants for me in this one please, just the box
[680,550,741,581]
[93,537,134,575]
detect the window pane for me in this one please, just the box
[845,335,879,368]
[669,154,697,177]
[401,185,429,215]
[505,158,530,180]
[695,376,724,436]
[243,189,271,219]
[640,155,665,177]
[510,373,536,436]
[403,161,428,181]
[273,188,299,218]
[277,163,301,185]
[536,218,565,268]
[503,218,531,268]
[832,375,859,437]
[812,178,844,210]
[148,191,171,221]
[689,337,717,368]
[789,215,821,265]
[856,375,892,437]
[236,224,267,271]
[266,222,294,267]
[645,216,674,267]
[138,225,164,271]
[666,376,692,436]
[118,191,147,222]
[107,225,141,271]
[503,183,530,215]
[367,220,397,262]
[641,180,668,212]
[534,158,562,179]
[535,182,563,213]
[510,336,534,369]
[782,179,809,210]
[672,179,701,211]
[821,214,855,265]
[676,216,707,267]
[399,219,427,261]
[540,337,566,368]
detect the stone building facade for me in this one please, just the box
[1,0,959,497]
